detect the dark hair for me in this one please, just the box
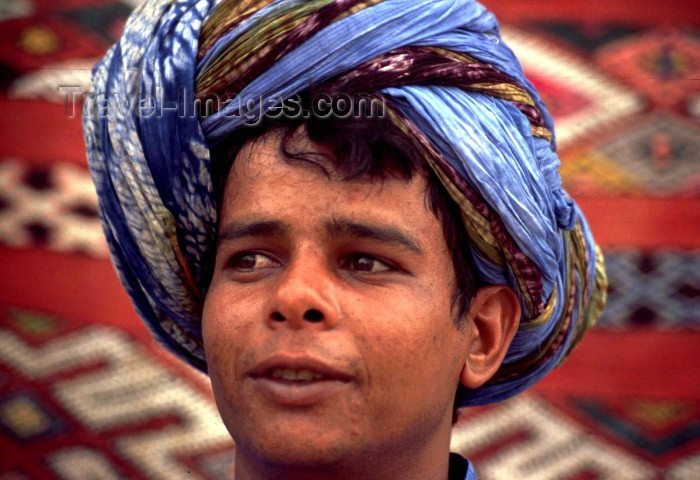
[210,95,478,419]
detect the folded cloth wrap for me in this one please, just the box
[83,0,607,406]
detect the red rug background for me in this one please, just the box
[0,1,698,479]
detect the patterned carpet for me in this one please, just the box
[0,1,698,479]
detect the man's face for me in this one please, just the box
[202,129,472,472]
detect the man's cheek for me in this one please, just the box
[207,361,241,440]
[206,337,242,416]
[203,315,237,389]
[203,291,252,341]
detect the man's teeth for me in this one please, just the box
[269,368,324,381]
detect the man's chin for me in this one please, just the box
[237,429,360,475]
[227,387,366,462]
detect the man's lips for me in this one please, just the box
[247,353,354,406]
[248,353,354,382]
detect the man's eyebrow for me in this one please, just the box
[325,217,423,255]
[217,220,286,244]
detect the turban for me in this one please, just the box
[83,0,607,406]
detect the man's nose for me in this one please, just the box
[267,255,339,330]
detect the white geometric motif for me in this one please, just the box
[0,326,232,480]
[48,448,123,480]
[451,396,656,480]
[596,114,700,195]
[0,159,107,257]
[0,0,33,22]
[666,454,700,480]
[8,60,96,104]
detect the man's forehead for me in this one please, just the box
[216,132,445,257]
[217,215,425,255]
[232,126,335,176]
[224,127,430,204]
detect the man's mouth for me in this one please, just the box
[267,368,326,381]
[249,353,353,382]
[248,354,354,406]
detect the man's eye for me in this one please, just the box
[228,252,278,271]
[343,255,393,273]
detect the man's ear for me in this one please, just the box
[459,285,521,390]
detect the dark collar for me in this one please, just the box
[448,453,477,480]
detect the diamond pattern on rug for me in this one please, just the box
[597,28,700,109]
[571,398,700,459]
[0,391,70,441]
[501,26,643,150]
[561,114,700,197]
[600,251,700,328]
[0,159,107,256]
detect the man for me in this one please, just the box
[83,1,607,479]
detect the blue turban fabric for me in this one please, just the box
[83,0,607,406]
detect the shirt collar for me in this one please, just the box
[449,453,477,480]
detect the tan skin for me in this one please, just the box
[202,129,520,480]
